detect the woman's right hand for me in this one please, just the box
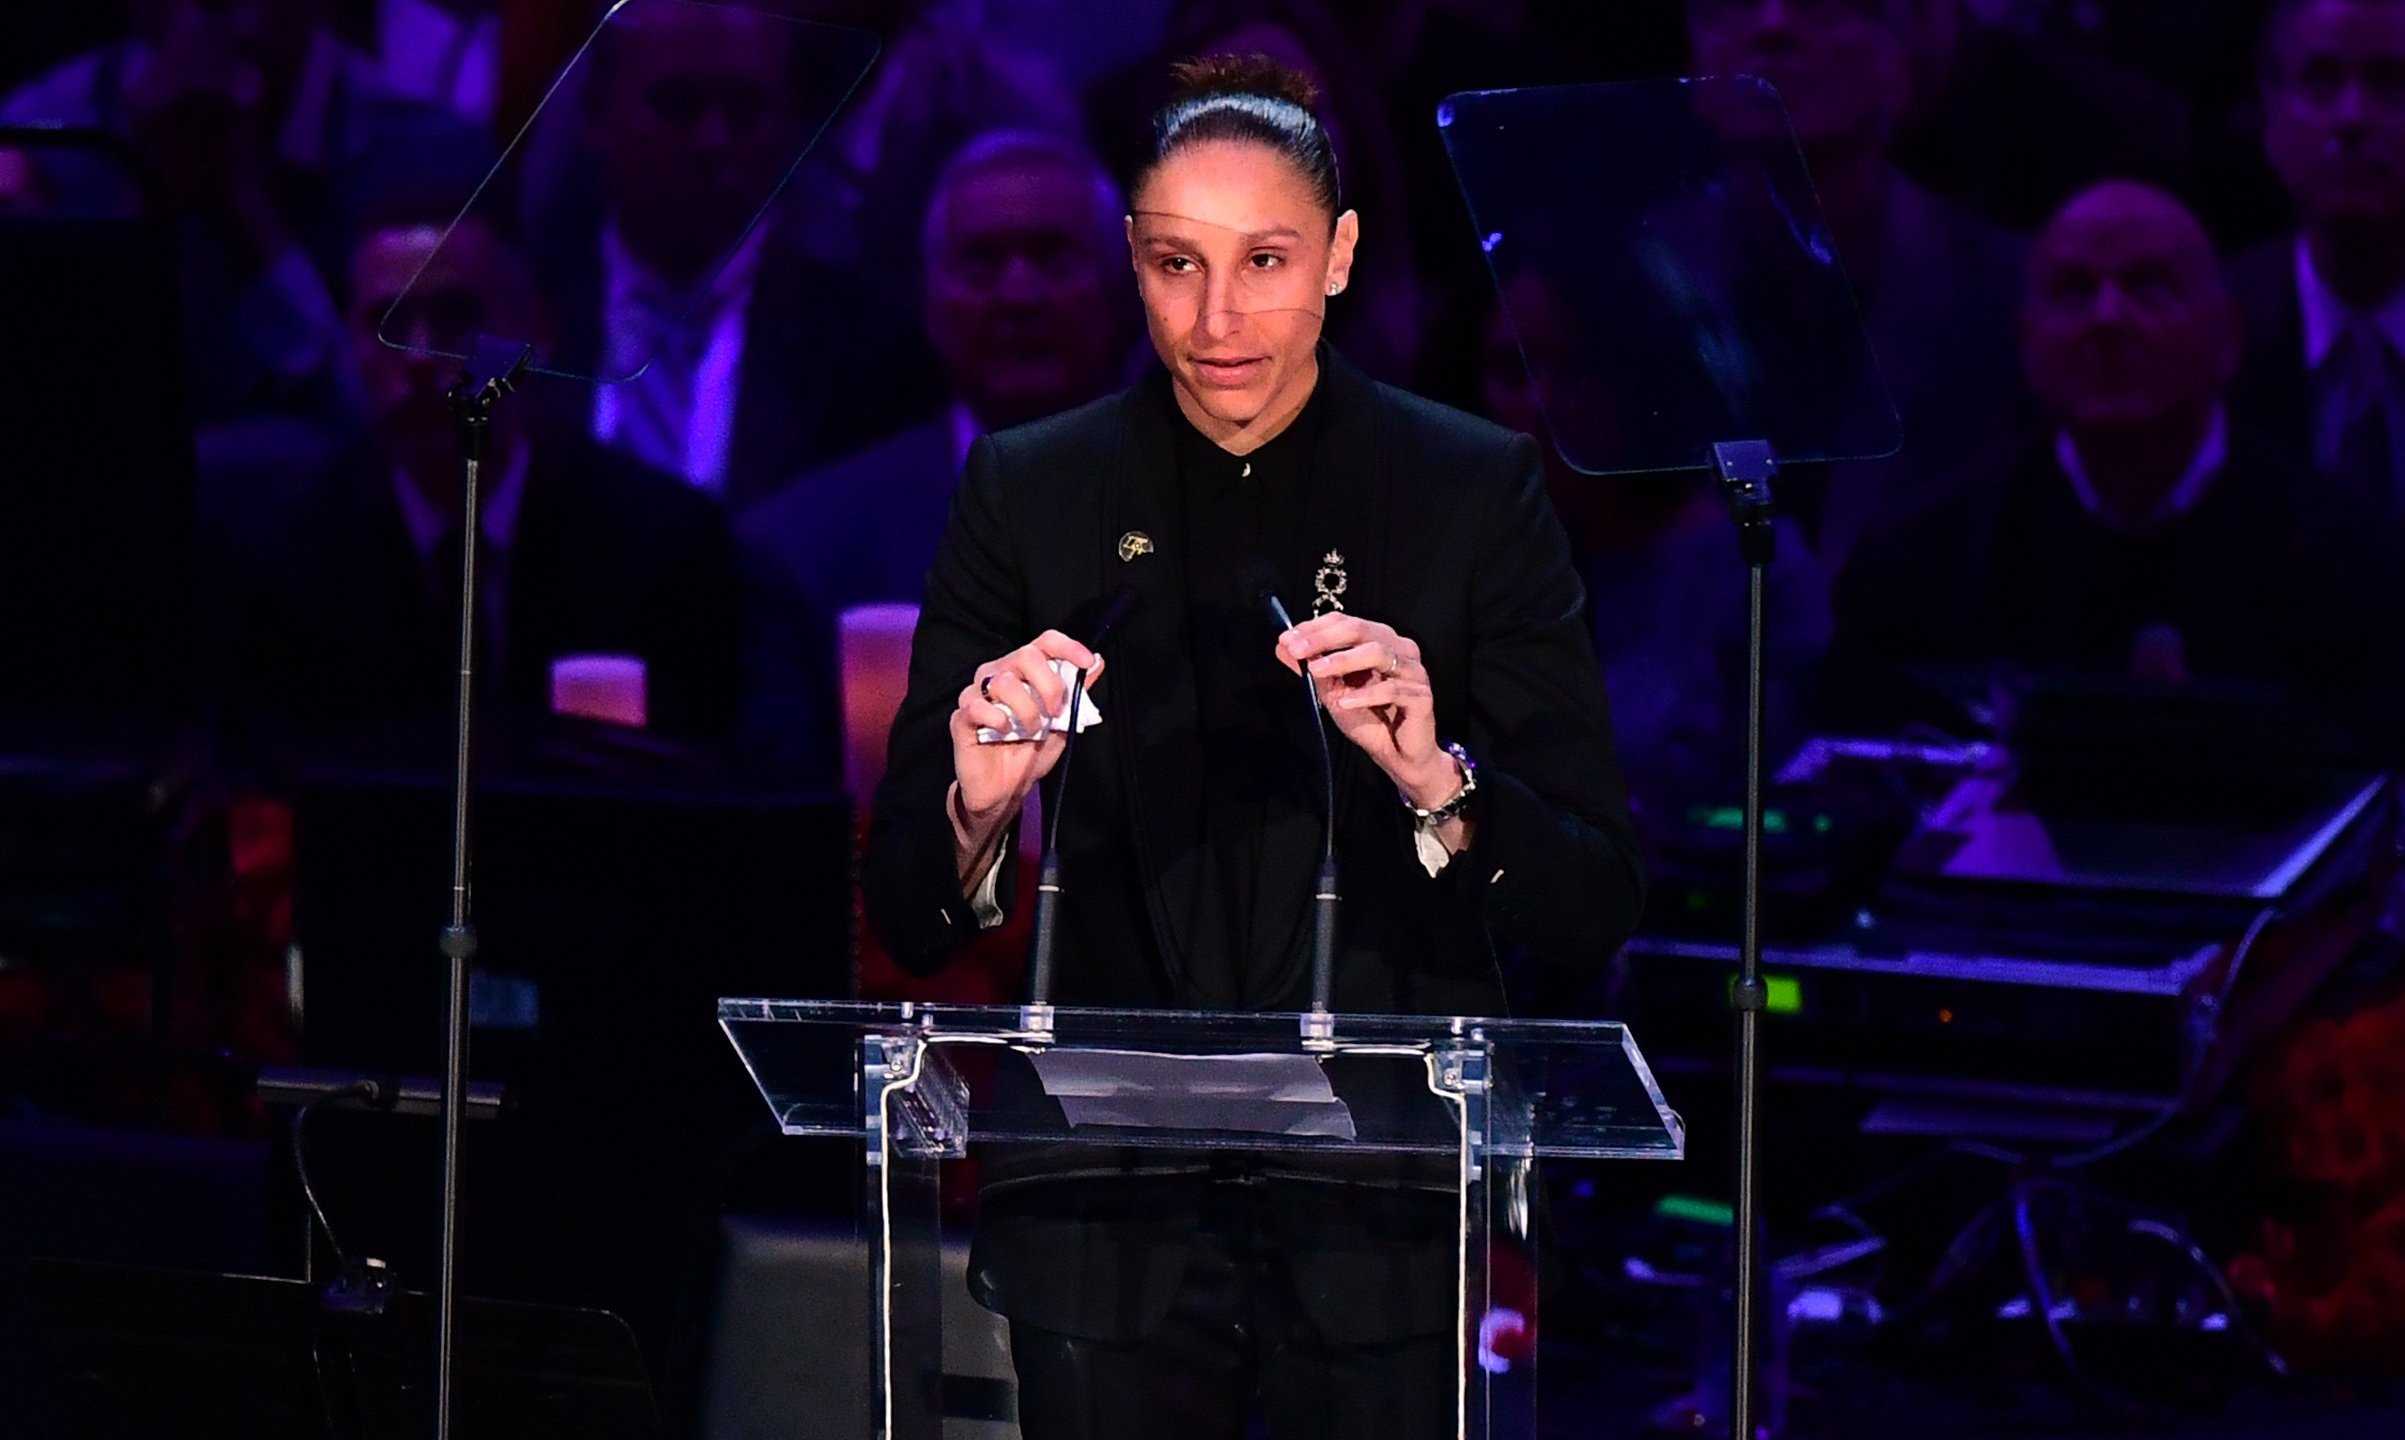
[947,630,1102,881]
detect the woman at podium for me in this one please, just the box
[862,54,1643,1440]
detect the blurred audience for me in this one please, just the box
[1830,179,2401,753]
[542,0,938,507]
[2230,0,2405,517]
[1961,0,2279,145]
[3,0,2402,1095]
[369,0,502,126]
[1687,0,2030,576]
[1890,0,2201,234]
[742,129,1137,638]
[961,0,1178,87]
[202,194,750,783]
[1,0,485,431]
[1323,0,1670,405]
[1480,273,1832,809]
[818,0,1084,293]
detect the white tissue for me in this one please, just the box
[975,658,1103,743]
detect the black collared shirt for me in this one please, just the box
[1169,376,1330,1008]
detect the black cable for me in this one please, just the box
[1024,669,1092,1008]
[2123,1217,2290,1380]
[1304,664,1339,864]
[290,1080,377,1277]
[1240,569,1337,864]
[2012,1178,2293,1384]
[2014,1179,2173,1420]
[2009,1183,2093,1402]
[1026,585,1136,1008]
[1040,582,1137,861]
[306,1320,354,1440]
[2051,905,2278,1172]
[288,1077,399,1440]
[1245,568,1341,1014]
[1041,675,1090,860]
[1884,1194,2011,1328]
[1808,1139,2024,1223]
[1271,596,1339,865]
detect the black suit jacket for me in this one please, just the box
[860,349,1643,1343]
[2229,239,2318,474]
[205,430,747,779]
[1826,422,2404,756]
[737,414,961,625]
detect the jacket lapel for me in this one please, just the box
[1100,371,1206,992]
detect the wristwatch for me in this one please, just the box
[1405,742,1478,825]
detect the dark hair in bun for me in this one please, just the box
[1136,53,1341,222]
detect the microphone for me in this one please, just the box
[1241,560,1340,1033]
[1024,583,1139,1021]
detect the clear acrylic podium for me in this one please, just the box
[719,999,1684,1439]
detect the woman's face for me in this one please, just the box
[1128,140,1357,444]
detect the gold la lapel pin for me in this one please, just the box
[1118,531,1155,563]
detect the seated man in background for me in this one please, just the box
[539,0,938,509]
[739,129,1137,635]
[1830,179,2403,757]
[2230,0,2405,517]
[203,193,755,784]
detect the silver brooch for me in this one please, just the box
[1312,549,1348,617]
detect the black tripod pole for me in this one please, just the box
[1712,439,1778,1440]
[434,340,533,1440]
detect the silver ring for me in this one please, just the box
[980,673,1027,738]
[1383,646,1401,677]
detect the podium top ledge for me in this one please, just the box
[716,998,1683,1160]
[716,998,1633,1049]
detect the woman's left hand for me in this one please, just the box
[1276,614,1458,809]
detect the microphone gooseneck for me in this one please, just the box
[1245,563,1341,1023]
[1024,584,1139,1017]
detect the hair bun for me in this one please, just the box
[1166,52,1320,112]
[1141,51,1341,218]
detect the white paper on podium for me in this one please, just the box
[1029,1049,1358,1139]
